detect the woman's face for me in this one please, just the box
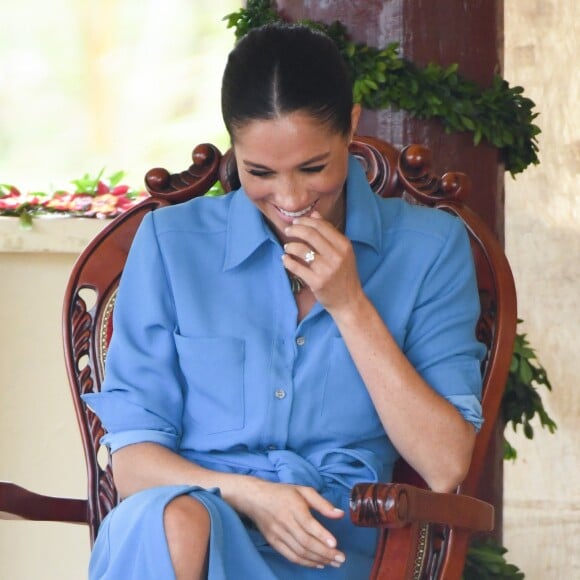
[232,107,360,245]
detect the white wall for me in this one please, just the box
[503,0,580,577]
[0,219,106,579]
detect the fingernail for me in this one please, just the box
[316,565,325,570]
[326,538,336,548]
[330,561,342,568]
[335,554,346,563]
[333,507,344,513]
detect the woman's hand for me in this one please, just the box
[235,479,346,569]
[282,211,363,314]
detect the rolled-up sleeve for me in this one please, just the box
[404,217,487,431]
[82,212,184,453]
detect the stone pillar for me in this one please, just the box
[277,0,506,541]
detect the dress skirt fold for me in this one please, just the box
[88,485,375,579]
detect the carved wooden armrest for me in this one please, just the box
[0,481,87,524]
[350,482,493,532]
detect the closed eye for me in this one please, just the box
[301,164,326,173]
[247,169,274,177]
[246,164,326,177]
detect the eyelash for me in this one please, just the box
[247,165,326,178]
[247,170,273,177]
[302,165,326,173]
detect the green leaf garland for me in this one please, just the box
[224,0,541,176]
[463,539,525,579]
[503,320,557,461]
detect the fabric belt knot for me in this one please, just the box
[186,447,382,493]
[267,450,325,489]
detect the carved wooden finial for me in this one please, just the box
[144,167,171,192]
[144,143,222,203]
[398,145,471,206]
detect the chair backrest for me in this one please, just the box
[63,136,517,562]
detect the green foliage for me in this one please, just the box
[503,321,557,460]
[70,168,107,195]
[223,0,279,40]
[224,0,541,176]
[205,181,226,197]
[464,539,525,579]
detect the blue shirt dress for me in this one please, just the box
[83,156,486,579]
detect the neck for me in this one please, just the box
[332,188,347,233]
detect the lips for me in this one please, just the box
[276,201,317,219]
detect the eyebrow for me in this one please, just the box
[242,152,331,170]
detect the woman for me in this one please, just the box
[84,23,485,579]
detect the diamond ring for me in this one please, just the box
[304,250,316,264]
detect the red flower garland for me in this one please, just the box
[0,171,150,226]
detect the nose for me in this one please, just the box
[273,175,311,212]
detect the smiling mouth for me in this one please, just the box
[276,201,317,218]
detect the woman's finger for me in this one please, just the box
[281,511,345,567]
[289,524,339,565]
[267,530,327,568]
[284,220,345,257]
[292,488,346,562]
[250,484,346,568]
[259,508,343,568]
[298,486,346,521]
[283,242,322,266]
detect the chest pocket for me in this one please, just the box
[174,334,245,434]
[320,337,384,439]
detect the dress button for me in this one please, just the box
[296,336,306,346]
[274,389,286,399]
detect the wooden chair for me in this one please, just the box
[0,136,517,579]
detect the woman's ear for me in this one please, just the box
[349,103,362,140]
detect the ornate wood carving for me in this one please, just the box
[145,143,222,202]
[349,138,401,198]
[69,287,118,542]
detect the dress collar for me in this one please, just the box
[343,154,382,253]
[223,186,274,271]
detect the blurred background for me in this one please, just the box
[1,0,238,192]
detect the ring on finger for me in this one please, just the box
[304,250,316,264]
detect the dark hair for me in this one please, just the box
[221,23,353,139]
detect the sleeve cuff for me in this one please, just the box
[81,392,181,452]
[101,429,179,454]
[443,393,484,432]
